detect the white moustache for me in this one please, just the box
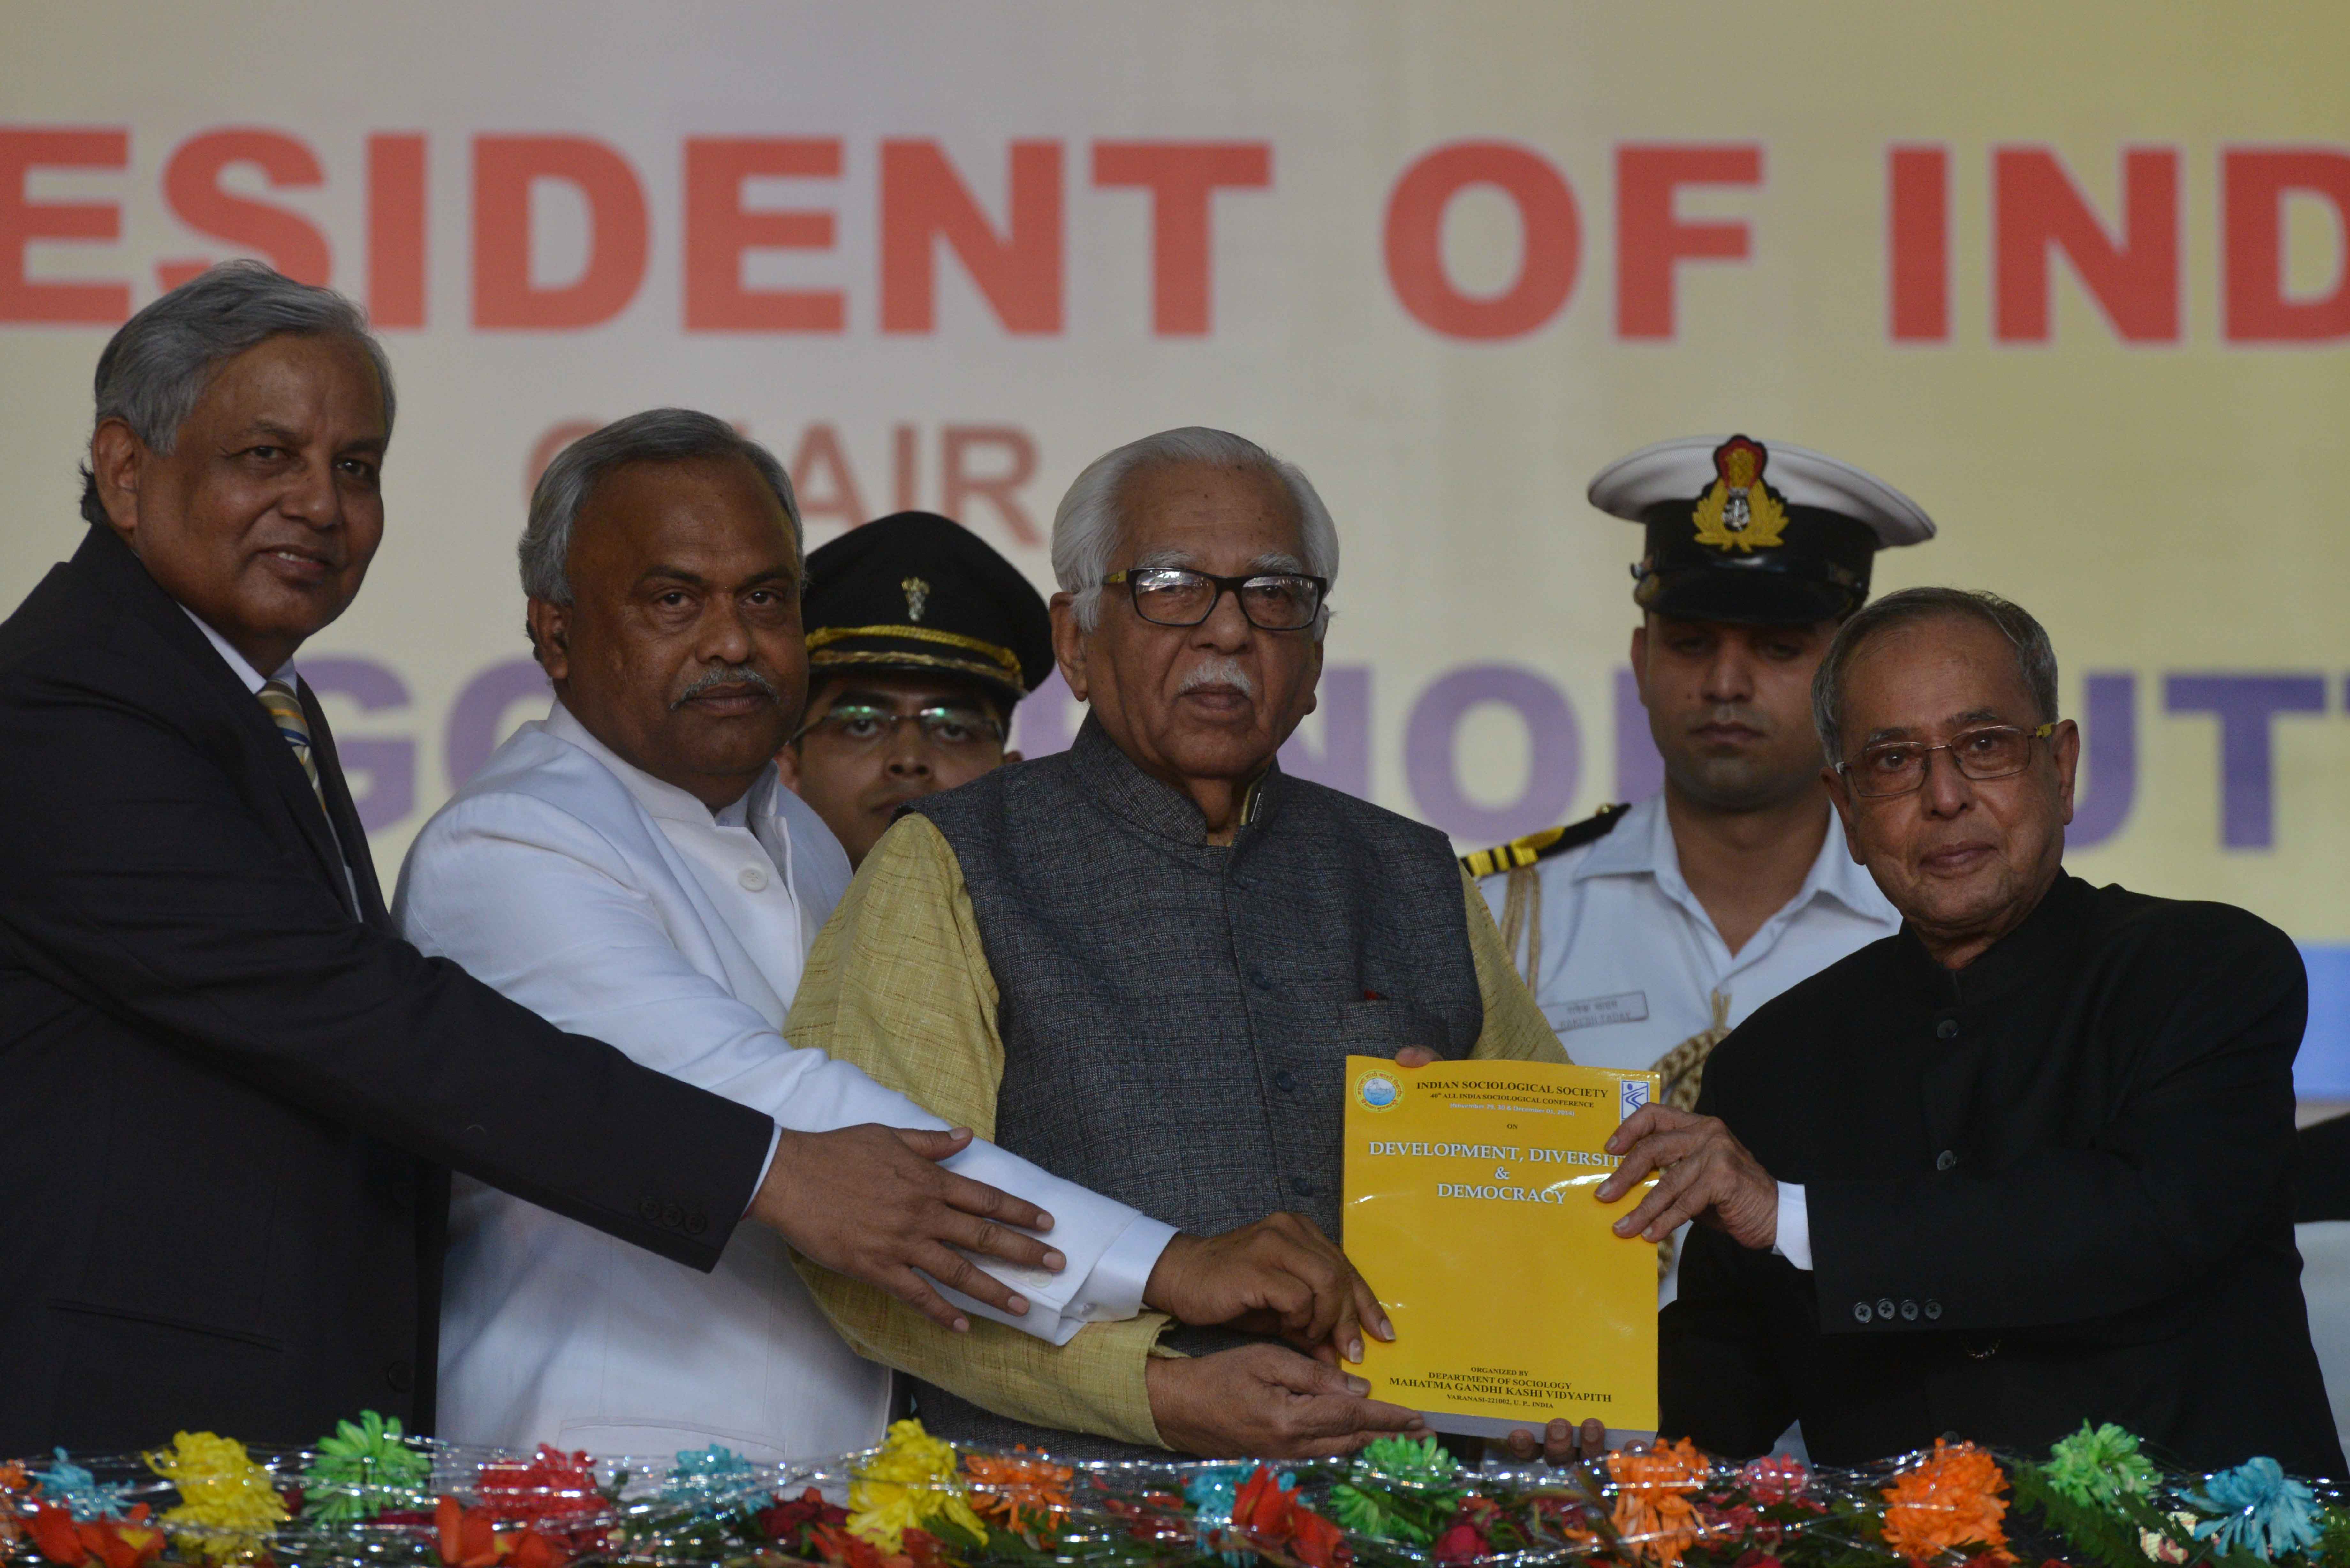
[1178,657,1256,699]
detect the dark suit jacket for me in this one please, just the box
[1661,872,2344,1477]
[0,525,777,1450]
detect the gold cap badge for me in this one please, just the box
[1690,435,1788,553]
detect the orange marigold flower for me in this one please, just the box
[962,1451,1072,1534]
[1607,1440,1713,1568]
[1879,1441,2012,1564]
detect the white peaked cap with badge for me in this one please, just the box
[1588,434,1937,625]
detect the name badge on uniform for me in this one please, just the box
[1549,990,1649,1032]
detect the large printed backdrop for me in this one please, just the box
[6,2,2350,1086]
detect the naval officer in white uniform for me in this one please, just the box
[1468,436,1935,1172]
[1481,434,1938,1468]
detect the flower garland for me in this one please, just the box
[142,1434,287,1564]
[2182,1457,2324,1561]
[1230,1465,1347,1568]
[301,1412,433,1524]
[845,1420,986,1554]
[2040,1423,2160,1515]
[1605,1437,1714,1568]
[1880,1439,2014,1564]
[959,1451,1072,1536]
[9,1410,2350,1568]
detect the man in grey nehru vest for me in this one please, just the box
[787,427,1568,1460]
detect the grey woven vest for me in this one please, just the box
[901,715,1482,1459]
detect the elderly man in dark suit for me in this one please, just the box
[1602,586,2342,1475]
[0,263,1080,1450]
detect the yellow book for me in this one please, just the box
[1342,1055,1661,1439]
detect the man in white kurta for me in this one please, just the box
[398,702,1176,1458]
[388,411,1194,1460]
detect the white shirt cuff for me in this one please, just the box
[939,1214,1177,1345]
[1770,1181,1813,1271]
[1064,1216,1178,1324]
[745,1120,784,1217]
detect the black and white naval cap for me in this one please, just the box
[1589,434,1936,625]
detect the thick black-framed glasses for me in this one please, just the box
[1837,721,2056,799]
[1103,567,1329,630]
[791,702,1007,750]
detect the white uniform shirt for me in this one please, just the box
[1478,792,1899,1073]
[1475,791,1899,1296]
[396,702,1172,1460]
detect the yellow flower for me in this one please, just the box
[848,1420,985,1552]
[146,1433,288,1563]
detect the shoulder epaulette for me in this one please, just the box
[1459,802,1629,880]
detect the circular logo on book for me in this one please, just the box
[1355,1071,1402,1112]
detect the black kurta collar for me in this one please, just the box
[1065,711,1285,847]
[1896,867,2090,1007]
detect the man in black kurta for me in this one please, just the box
[1594,586,2341,1476]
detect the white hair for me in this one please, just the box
[1051,426,1340,638]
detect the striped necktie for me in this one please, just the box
[257,678,327,811]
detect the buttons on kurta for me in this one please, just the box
[1925,1299,1944,1320]
[1935,1017,1959,1040]
[639,1196,661,1221]
[1937,1149,1958,1171]
[739,865,769,892]
[1274,1069,1298,1092]
[1877,1297,1896,1319]
[1293,1176,1315,1197]
[1900,1299,1919,1321]
[384,1358,413,1392]
[1853,1301,1873,1323]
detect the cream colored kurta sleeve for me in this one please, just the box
[1462,867,1573,1064]
[785,813,1173,1450]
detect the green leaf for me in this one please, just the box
[2009,1460,2163,1568]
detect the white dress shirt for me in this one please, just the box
[1475,791,1899,1291]
[395,701,1173,1460]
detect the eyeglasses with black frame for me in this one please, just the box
[1103,567,1329,631]
[791,702,1006,750]
[1836,721,2057,798]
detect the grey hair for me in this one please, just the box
[519,409,800,645]
[1812,587,2060,763]
[1051,426,1340,638]
[80,260,396,526]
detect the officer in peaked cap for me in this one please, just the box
[1474,436,1936,1463]
[778,511,1053,867]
